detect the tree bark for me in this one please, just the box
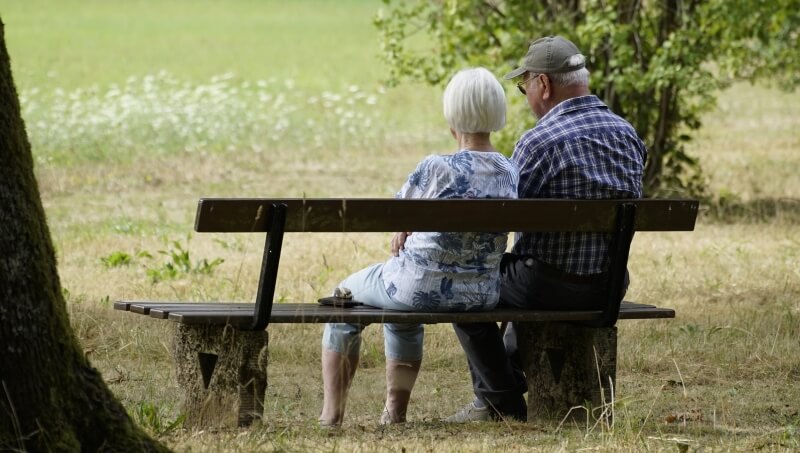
[644,0,681,192]
[0,19,167,451]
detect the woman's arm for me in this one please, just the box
[390,155,440,255]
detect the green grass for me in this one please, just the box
[3,1,800,451]
[3,0,448,166]
[2,0,389,90]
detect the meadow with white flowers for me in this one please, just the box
[21,71,384,164]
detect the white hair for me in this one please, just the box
[443,67,506,133]
[548,55,590,88]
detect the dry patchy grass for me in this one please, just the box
[43,84,800,451]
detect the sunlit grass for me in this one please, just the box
[689,84,800,203]
[2,0,389,91]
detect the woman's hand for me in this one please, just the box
[391,232,412,257]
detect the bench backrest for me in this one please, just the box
[195,198,698,233]
[194,198,699,331]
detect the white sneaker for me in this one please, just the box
[442,402,492,423]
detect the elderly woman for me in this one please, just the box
[319,67,518,427]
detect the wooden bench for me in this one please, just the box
[115,198,698,428]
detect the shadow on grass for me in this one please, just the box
[702,197,800,223]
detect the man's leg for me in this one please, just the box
[499,258,627,421]
[497,255,536,391]
[445,254,530,422]
[450,321,527,420]
[501,255,620,355]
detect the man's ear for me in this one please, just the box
[540,74,552,101]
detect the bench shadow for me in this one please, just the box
[702,197,800,223]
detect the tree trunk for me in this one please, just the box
[0,19,167,451]
[644,0,681,193]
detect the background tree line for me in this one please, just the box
[375,0,799,197]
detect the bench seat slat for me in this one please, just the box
[116,302,253,315]
[115,301,673,326]
[148,304,257,319]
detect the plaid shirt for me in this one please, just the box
[512,95,646,275]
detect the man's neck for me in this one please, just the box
[550,85,590,107]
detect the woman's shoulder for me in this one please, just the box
[411,153,450,170]
[413,150,517,177]
[480,150,515,164]
[437,149,512,165]
[470,150,518,172]
[412,152,473,175]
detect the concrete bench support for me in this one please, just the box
[517,322,617,422]
[172,324,269,428]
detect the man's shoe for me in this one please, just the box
[442,402,492,423]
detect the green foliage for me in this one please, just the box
[100,250,152,268]
[100,251,132,268]
[132,401,185,437]
[102,240,224,282]
[374,0,800,196]
[783,416,800,448]
[146,239,224,283]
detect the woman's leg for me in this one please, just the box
[320,321,363,426]
[344,264,426,423]
[382,322,424,423]
[383,357,422,424]
[319,263,389,426]
[322,263,426,424]
[319,344,359,427]
[342,264,424,424]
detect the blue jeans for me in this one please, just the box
[452,254,626,420]
[322,263,424,361]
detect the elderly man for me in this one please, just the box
[446,36,647,422]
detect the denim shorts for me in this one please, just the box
[321,263,424,361]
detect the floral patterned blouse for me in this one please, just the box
[381,150,519,312]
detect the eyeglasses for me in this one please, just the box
[516,73,540,95]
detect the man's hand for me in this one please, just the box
[391,232,412,257]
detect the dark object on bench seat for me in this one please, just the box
[115,198,698,428]
[317,296,364,308]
